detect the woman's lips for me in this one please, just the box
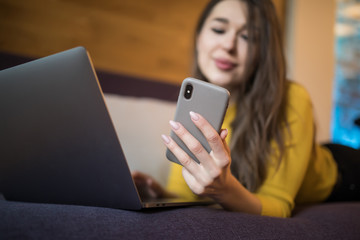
[214,59,237,71]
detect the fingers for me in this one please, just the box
[162,112,232,196]
[165,122,223,180]
[131,171,165,199]
[162,133,215,186]
[169,120,221,177]
[163,112,230,171]
[182,167,205,195]
[132,171,147,185]
[162,133,200,171]
[189,112,230,167]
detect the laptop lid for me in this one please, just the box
[0,47,144,210]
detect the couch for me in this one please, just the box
[1,51,360,239]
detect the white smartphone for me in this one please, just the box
[166,77,230,165]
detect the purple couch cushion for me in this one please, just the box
[1,198,360,240]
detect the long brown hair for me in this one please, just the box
[192,0,289,192]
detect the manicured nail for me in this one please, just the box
[161,134,170,144]
[169,120,180,130]
[190,111,199,121]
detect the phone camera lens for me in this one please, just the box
[184,84,193,99]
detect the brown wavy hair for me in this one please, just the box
[192,0,289,192]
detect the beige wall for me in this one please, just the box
[286,0,336,142]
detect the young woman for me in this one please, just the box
[133,0,360,218]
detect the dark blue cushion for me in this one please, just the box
[1,198,360,240]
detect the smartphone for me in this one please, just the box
[166,77,230,165]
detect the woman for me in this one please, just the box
[133,0,360,217]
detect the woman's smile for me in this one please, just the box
[214,58,238,71]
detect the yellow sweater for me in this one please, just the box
[167,82,338,218]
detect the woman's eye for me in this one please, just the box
[211,28,225,34]
[240,34,249,41]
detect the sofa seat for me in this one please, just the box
[1,197,360,240]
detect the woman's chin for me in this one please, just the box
[207,76,233,89]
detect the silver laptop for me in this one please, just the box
[0,47,212,209]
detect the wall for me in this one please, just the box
[0,0,208,84]
[0,0,286,85]
[286,0,336,142]
[0,0,334,141]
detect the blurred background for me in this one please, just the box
[0,0,359,147]
[332,0,360,148]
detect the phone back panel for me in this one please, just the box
[166,78,230,165]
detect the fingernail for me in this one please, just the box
[190,111,199,121]
[161,134,170,144]
[169,120,180,130]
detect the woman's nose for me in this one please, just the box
[221,32,237,52]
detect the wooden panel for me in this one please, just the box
[0,0,285,85]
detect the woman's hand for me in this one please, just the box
[161,111,233,199]
[161,111,262,214]
[132,171,176,199]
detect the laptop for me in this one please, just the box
[0,47,212,209]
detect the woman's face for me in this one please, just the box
[197,0,249,91]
